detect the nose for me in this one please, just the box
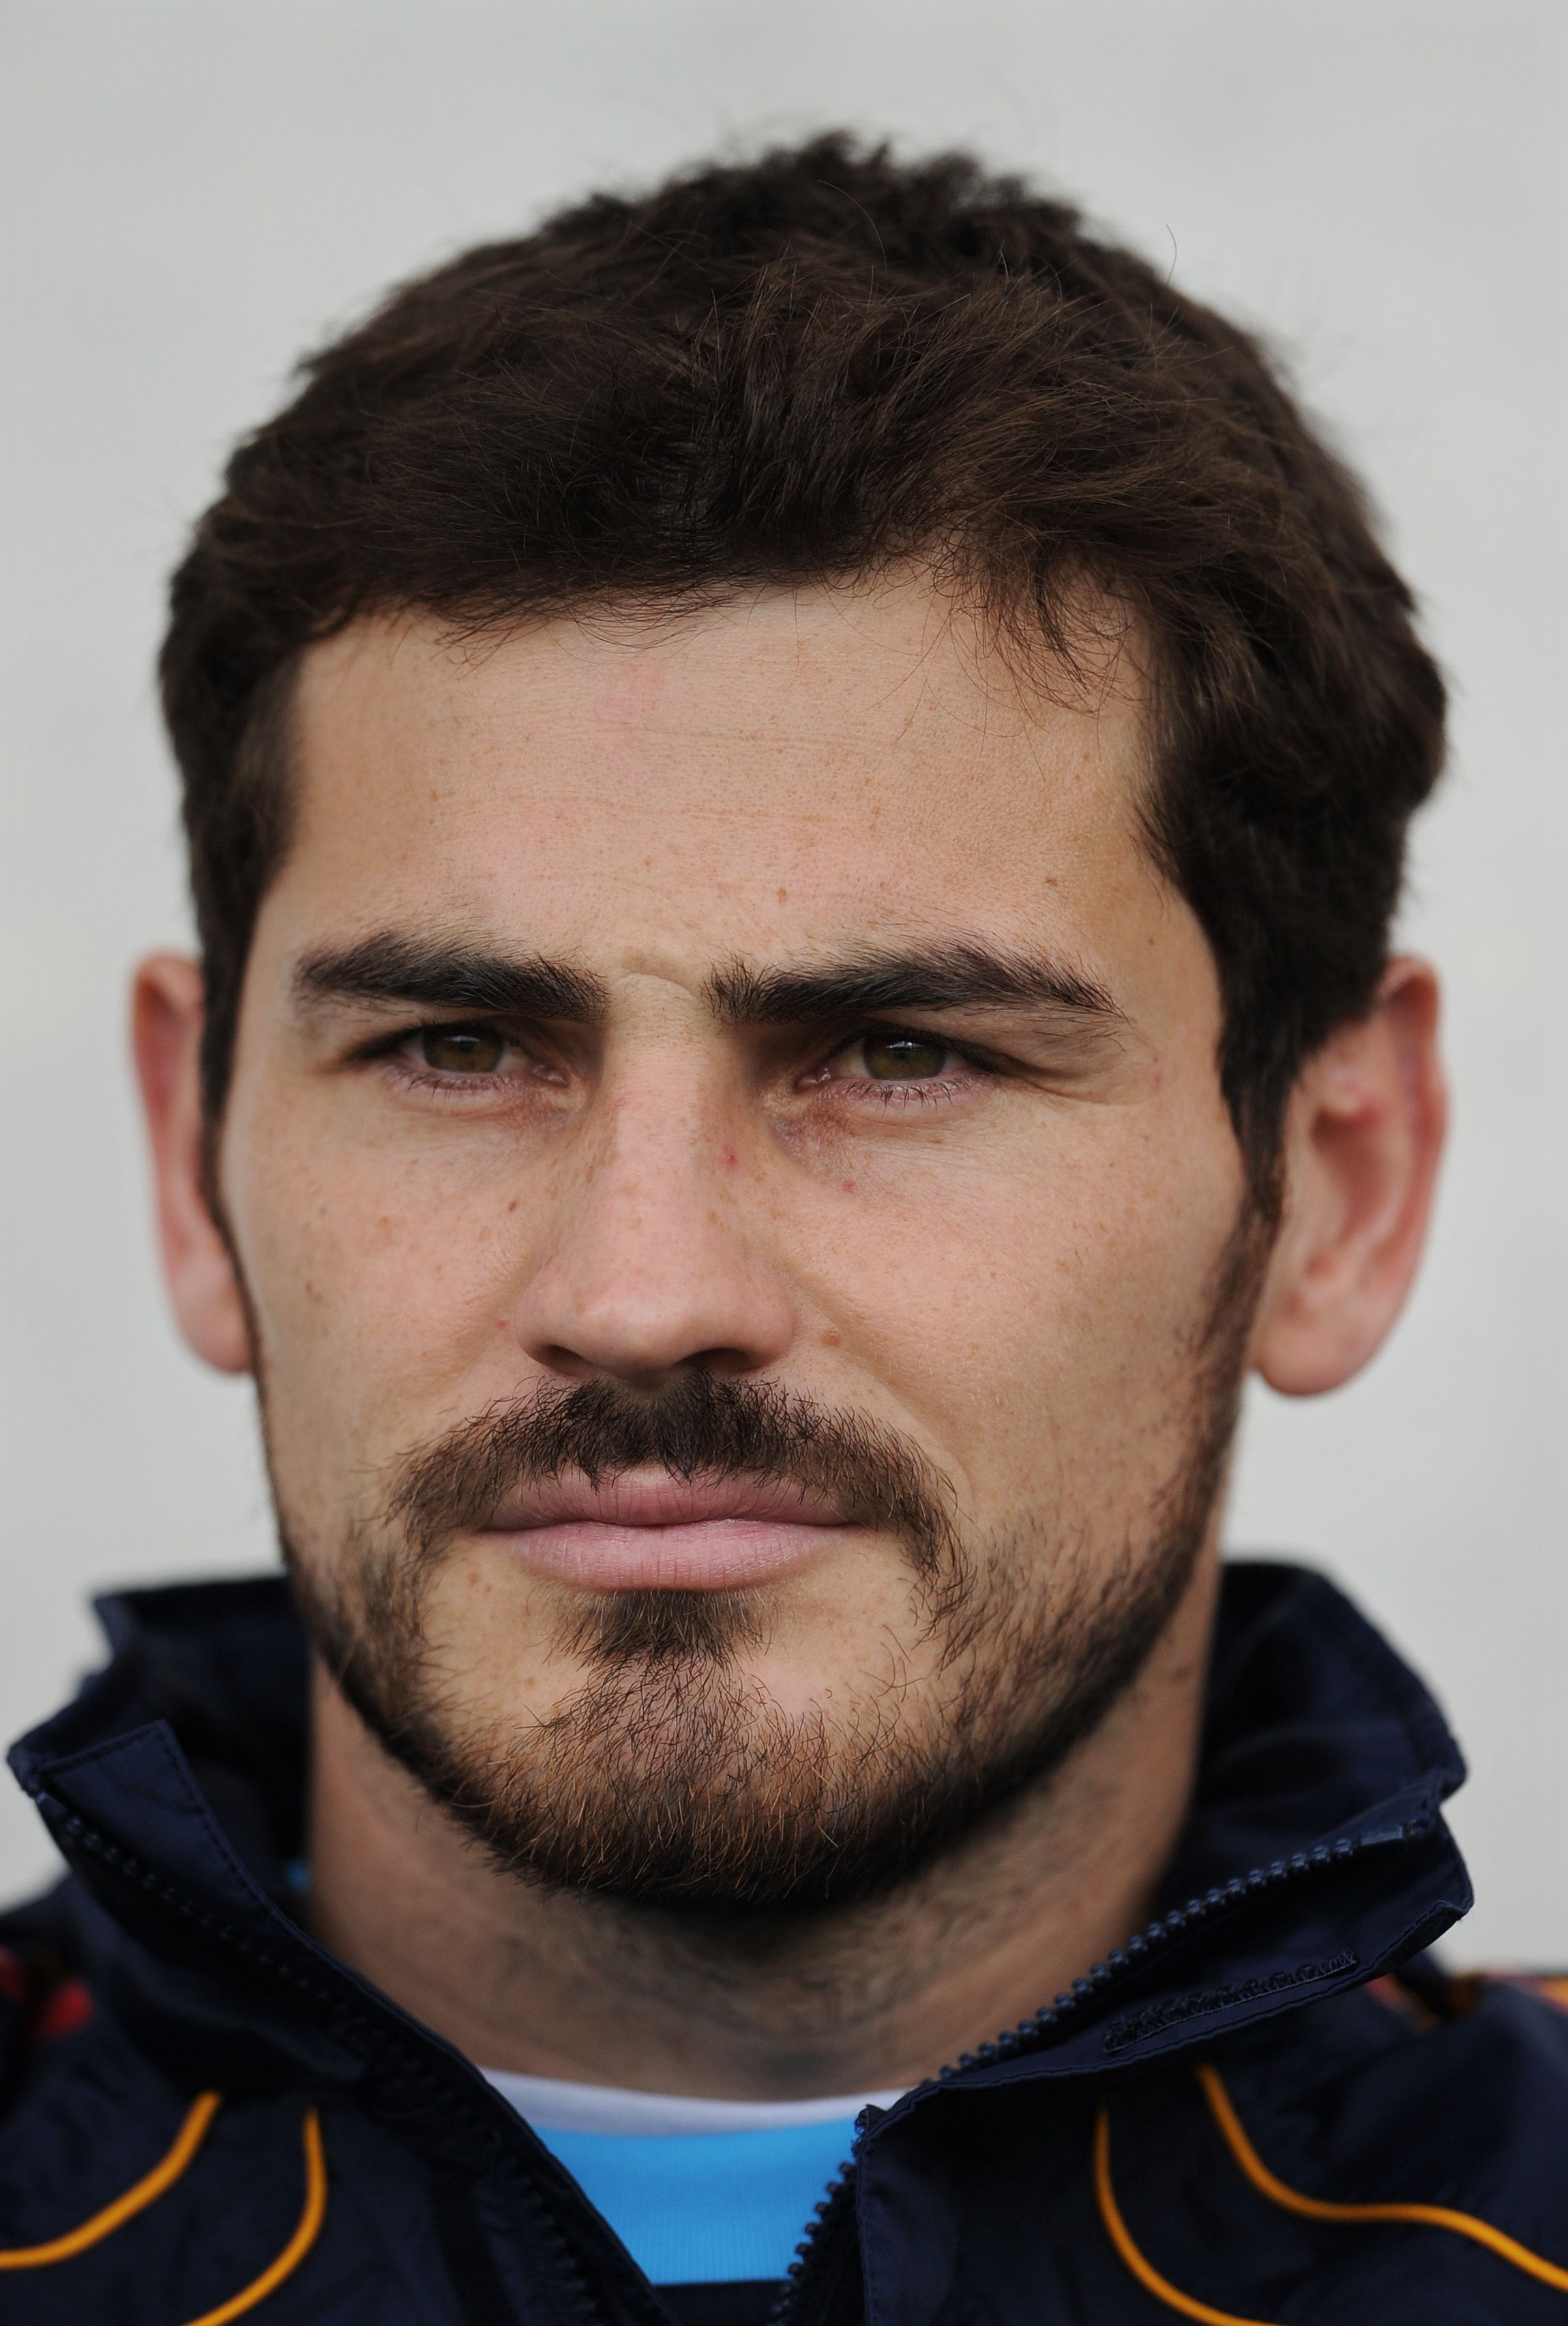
[510,1074,796,1389]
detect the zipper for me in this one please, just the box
[771,2155,860,2326]
[767,1819,1430,2324]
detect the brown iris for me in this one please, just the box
[419,1026,506,1074]
[863,1033,949,1080]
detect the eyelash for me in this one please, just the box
[361,1026,553,1102]
[812,1034,999,1106]
[832,1074,973,1110]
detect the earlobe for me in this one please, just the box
[131,954,253,1375]
[1250,959,1446,1398]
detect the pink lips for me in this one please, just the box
[482,1473,852,1592]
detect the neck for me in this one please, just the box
[306,1548,1219,2099]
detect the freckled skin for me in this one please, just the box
[140,576,1444,2093]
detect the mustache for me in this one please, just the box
[385,1370,960,1580]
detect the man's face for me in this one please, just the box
[218,581,1256,1911]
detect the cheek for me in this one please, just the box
[805,1117,1243,1503]
[221,1095,535,1501]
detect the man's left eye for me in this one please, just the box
[859,1033,952,1081]
[418,1026,507,1074]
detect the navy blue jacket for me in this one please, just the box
[2,1561,1566,2324]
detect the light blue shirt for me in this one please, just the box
[483,2068,903,2284]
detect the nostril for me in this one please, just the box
[679,1348,773,1385]
[533,1343,602,1383]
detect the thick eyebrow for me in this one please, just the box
[705,944,1123,1029]
[291,934,610,1023]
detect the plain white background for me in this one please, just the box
[1,0,1563,1956]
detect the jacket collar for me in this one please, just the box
[8,1560,1471,2108]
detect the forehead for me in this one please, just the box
[281,581,1159,969]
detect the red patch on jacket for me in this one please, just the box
[31,1979,94,2041]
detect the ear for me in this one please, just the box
[131,954,253,1374]
[1250,958,1446,1396]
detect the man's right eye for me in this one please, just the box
[416,1026,507,1074]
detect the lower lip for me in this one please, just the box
[490,1517,853,1592]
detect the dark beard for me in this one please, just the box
[285,1210,1267,1918]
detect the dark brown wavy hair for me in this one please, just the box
[160,133,1445,1194]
